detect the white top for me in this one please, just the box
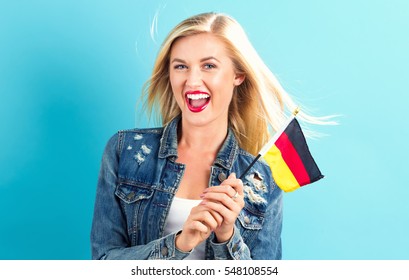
[164,196,206,260]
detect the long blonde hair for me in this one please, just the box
[143,12,333,155]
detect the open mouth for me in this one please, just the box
[185,91,210,113]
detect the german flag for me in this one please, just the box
[263,118,324,192]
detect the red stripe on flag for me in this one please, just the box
[275,132,311,186]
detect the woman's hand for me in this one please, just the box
[200,173,245,243]
[175,173,244,252]
[175,203,223,252]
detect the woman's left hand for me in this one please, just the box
[200,173,245,243]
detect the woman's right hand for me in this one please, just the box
[175,204,223,252]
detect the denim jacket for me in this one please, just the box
[91,116,283,260]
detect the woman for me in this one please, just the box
[91,12,324,260]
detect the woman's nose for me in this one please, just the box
[186,67,202,87]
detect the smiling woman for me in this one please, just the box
[90,12,329,260]
[169,33,244,127]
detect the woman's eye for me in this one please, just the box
[174,64,187,70]
[203,63,216,69]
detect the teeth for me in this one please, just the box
[187,93,209,100]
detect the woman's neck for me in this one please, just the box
[178,118,228,154]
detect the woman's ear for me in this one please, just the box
[234,74,245,86]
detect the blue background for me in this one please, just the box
[1,0,408,260]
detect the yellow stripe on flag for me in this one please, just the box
[264,145,301,192]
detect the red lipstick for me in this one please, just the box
[185,91,210,113]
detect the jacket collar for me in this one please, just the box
[158,115,239,170]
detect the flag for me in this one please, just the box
[262,117,324,192]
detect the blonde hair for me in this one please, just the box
[143,12,333,155]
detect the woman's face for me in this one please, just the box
[169,33,244,128]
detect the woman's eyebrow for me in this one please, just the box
[171,58,186,63]
[200,56,220,62]
[170,56,221,63]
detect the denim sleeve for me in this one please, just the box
[209,226,251,259]
[209,183,283,260]
[90,134,190,260]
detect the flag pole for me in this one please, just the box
[238,107,300,180]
